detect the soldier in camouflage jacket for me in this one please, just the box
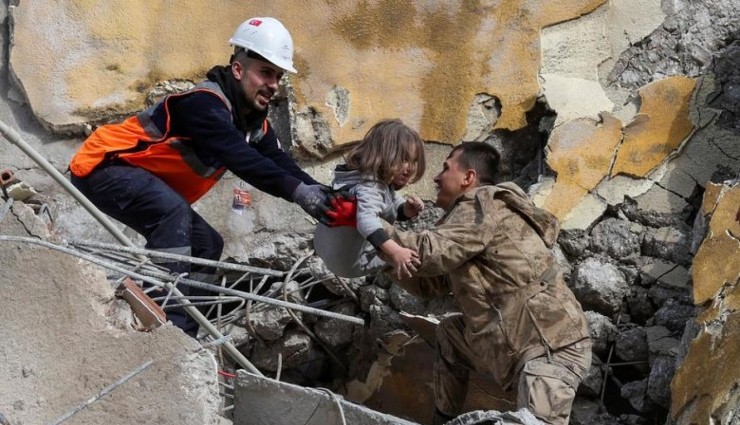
[383,142,591,425]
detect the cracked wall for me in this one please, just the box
[670,180,740,425]
[2,1,739,424]
[541,76,697,225]
[9,0,605,143]
[0,203,223,425]
[8,2,735,225]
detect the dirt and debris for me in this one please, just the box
[2,2,739,424]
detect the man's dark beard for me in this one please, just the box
[206,65,268,133]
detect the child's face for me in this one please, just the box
[391,160,416,189]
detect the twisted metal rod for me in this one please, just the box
[0,235,365,325]
[0,197,13,225]
[70,239,284,277]
[282,250,349,373]
[0,121,262,374]
[49,360,153,425]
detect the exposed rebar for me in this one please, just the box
[70,239,284,277]
[0,120,262,375]
[0,197,13,225]
[0,234,262,375]
[282,251,349,372]
[49,360,153,425]
[0,236,366,326]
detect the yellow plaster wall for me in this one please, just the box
[611,76,696,178]
[11,2,238,120]
[11,0,604,143]
[691,182,740,305]
[543,113,622,218]
[541,76,697,221]
[670,181,740,424]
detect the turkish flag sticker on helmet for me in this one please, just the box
[248,19,263,26]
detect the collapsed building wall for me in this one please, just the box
[0,202,223,424]
[1,1,739,425]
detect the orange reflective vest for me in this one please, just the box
[69,81,267,204]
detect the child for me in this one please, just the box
[314,119,426,279]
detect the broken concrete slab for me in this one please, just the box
[0,204,222,425]
[612,77,697,179]
[621,185,693,227]
[594,174,654,207]
[540,75,614,126]
[691,180,740,304]
[233,371,417,425]
[543,113,622,221]
[572,257,630,316]
[670,179,739,424]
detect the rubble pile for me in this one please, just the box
[203,183,711,425]
[2,1,739,424]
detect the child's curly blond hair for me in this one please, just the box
[344,119,426,185]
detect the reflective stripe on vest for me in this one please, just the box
[69,81,267,204]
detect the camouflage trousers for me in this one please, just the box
[434,314,591,425]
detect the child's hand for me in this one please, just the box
[389,247,420,279]
[403,196,424,219]
[381,240,420,279]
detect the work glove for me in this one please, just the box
[326,191,357,227]
[292,183,332,225]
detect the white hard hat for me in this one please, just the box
[229,17,297,73]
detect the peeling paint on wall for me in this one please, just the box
[612,76,697,178]
[10,0,605,143]
[543,113,622,218]
[540,76,698,223]
[670,180,740,425]
[690,182,740,304]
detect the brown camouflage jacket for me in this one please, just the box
[385,183,589,389]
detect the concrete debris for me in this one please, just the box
[620,378,655,414]
[589,218,642,262]
[4,180,37,201]
[49,360,153,425]
[0,209,222,425]
[572,258,630,316]
[577,357,605,398]
[314,302,358,348]
[1,1,738,424]
[444,409,544,425]
[233,371,417,425]
[1,169,39,204]
[585,311,617,355]
[614,327,649,363]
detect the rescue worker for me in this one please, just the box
[69,17,348,337]
[382,142,591,425]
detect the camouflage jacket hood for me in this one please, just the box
[386,183,589,389]
[473,182,559,247]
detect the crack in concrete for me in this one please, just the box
[707,137,740,161]
[10,207,34,236]
[690,77,721,129]
[681,168,702,188]
[654,263,679,281]
[655,181,690,202]
[607,128,626,178]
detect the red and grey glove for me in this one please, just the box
[292,183,332,225]
[325,191,357,227]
